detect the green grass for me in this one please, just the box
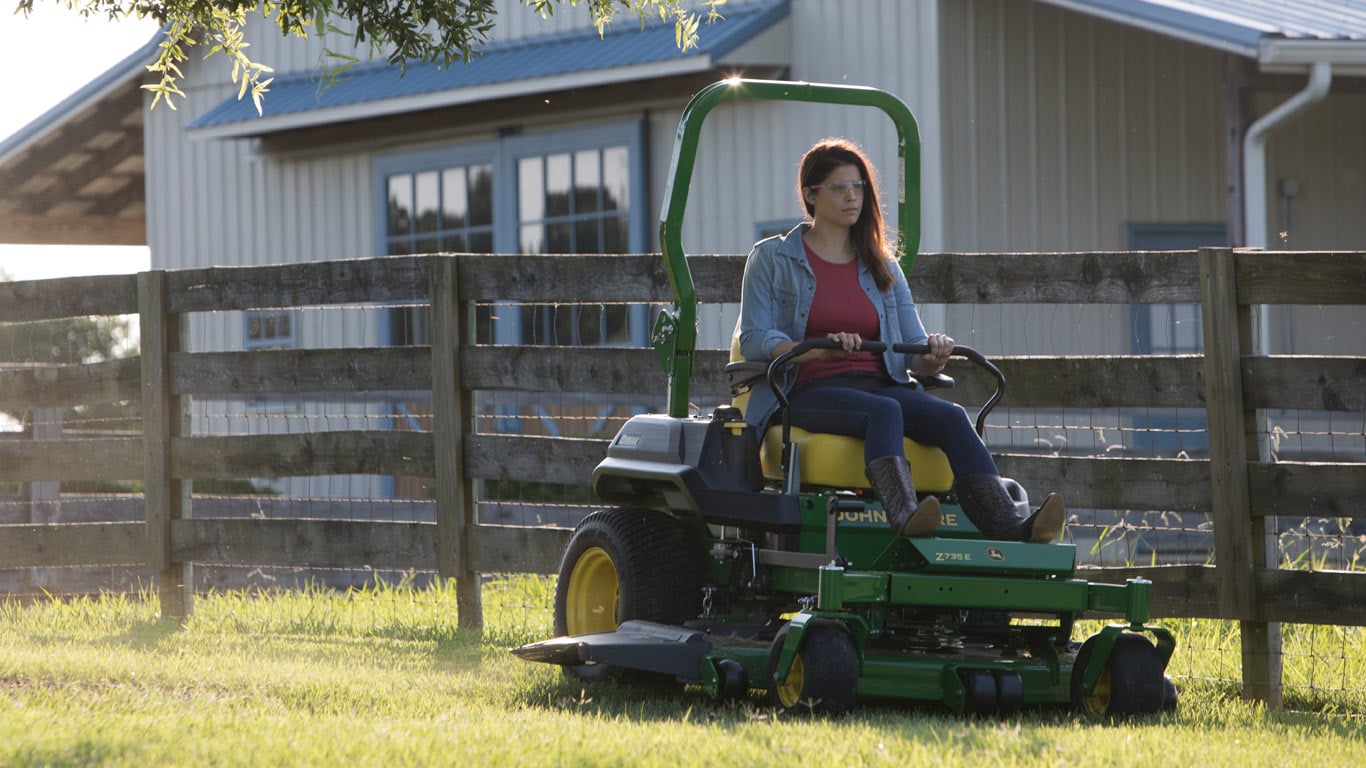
[0,579,1362,767]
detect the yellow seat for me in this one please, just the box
[760,427,954,492]
[728,338,955,493]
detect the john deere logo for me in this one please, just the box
[987,547,1005,561]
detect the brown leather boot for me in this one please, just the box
[866,455,942,537]
[953,474,1066,543]
[1024,493,1065,544]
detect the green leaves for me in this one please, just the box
[140,7,275,114]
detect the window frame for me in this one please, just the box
[242,309,297,350]
[373,120,649,346]
[1125,222,1228,355]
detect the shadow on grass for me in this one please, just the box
[104,614,186,651]
[502,664,1096,728]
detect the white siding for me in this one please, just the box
[933,0,1227,357]
[939,0,1227,252]
[1260,90,1366,358]
[1262,90,1366,251]
[672,0,943,252]
[491,0,595,39]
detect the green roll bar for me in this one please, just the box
[654,78,922,417]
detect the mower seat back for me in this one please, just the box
[726,339,954,493]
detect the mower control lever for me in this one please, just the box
[767,339,1006,439]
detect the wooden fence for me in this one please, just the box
[0,248,1361,707]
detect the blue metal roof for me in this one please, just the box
[189,0,789,131]
[1178,0,1366,40]
[1042,0,1366,56]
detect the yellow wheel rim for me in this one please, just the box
[1083,668,1112,716]
[565,547,619,635]
[776,652,806,708]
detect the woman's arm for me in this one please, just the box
[890,266,950,375]
[738,242,791,361]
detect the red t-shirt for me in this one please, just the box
[796,244,884,386]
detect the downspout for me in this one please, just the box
[1237,66,1332,711]
[1242,61,1332,248]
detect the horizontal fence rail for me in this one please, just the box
[0,248,1360,708]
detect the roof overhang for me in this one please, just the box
[0,35,159,245]
[192,56,730,140]
[1034,0,1269,57]
[188,0,791,140]
[1037,0,1366,78]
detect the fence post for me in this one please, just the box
[139,270,192,619]
[431,256,482,630]
[1199,246,1282,707]
[25,408,62,591]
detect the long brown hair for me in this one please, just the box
[797,138,895,291]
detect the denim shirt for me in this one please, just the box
[736,222,930,431]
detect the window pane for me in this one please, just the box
[604,215,629,253]
[519,157,544,222]
[578,304,604,343]
[524,305,547,344]
[247,311,292,347]
[603,146,629,212]
[442,167,468,228]
[604,304,630,343]
[520,223,543,253]
[553,305,577,346]
[416,237,439,254]
[546,222,572,253]
[469,164,493,226]
[442,233,467,252]
[416,171,439,233]
[470,231,493,253]
[575,219,599,254]
[387,239,411,256]
[388,175,412,235]
[546,152,571,217]
[574,149,600,213]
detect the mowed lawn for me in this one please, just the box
[0,578,1361,767]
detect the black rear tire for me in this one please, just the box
[553,507,705,680]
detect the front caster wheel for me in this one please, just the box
[1071,632,1166,717]
[764,619,859,715]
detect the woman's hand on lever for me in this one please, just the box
[771,331,863,363]
[911,332,954,376]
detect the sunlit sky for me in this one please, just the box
[0,4,159,281]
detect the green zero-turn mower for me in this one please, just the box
[512,79,1177,717]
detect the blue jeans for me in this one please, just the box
[783,379,997,479]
